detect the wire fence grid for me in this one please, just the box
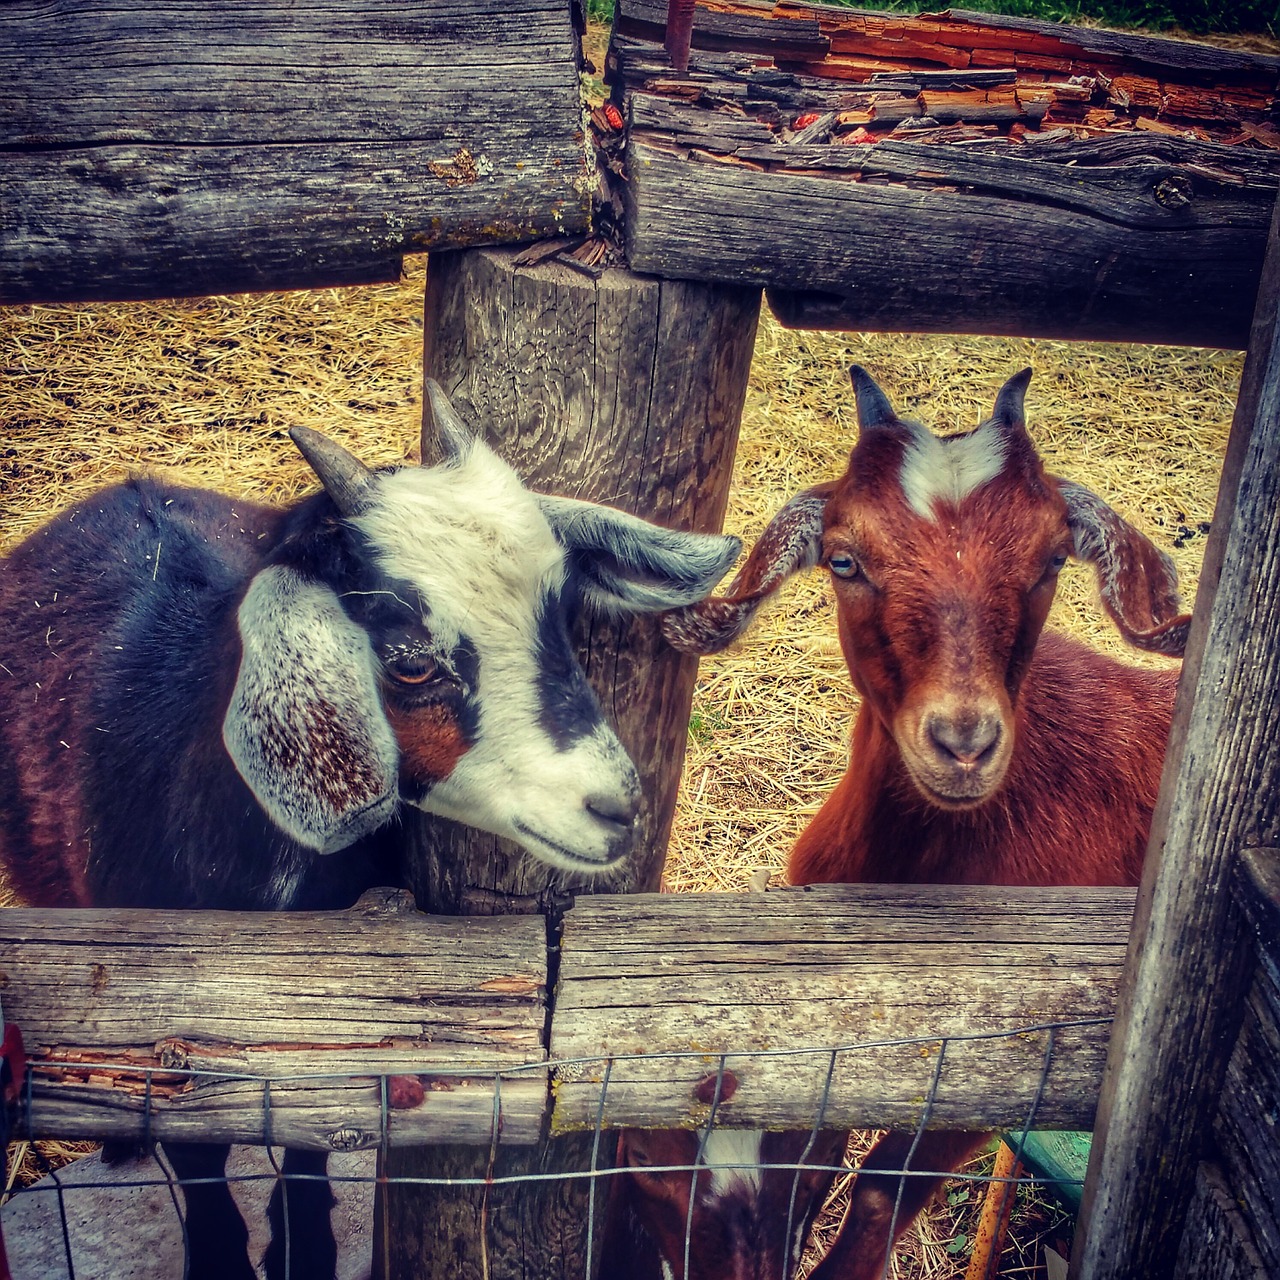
[1,1017,1107,1280]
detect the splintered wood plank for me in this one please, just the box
[625,120,1277,347]
[0,890,548,1149]
[1,0,590,303]
[615,0,829,60]
[550,885,1133,1133]
[608,3,1279,346]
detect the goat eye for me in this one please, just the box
[1047,551,1069,574]
[827,554,860,580]
[388,657,439,686]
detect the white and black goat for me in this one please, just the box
[0,382,740,1280]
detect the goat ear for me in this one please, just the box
[536,496,741,613]
[537,494,742,614]
[990,367,1034,431]
[1055,477,1192,657]
[223,565,400,853]
[660,484,833,654]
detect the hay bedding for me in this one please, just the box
[0,260,1236,1273]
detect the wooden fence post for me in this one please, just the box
[1070,196,1280,1278]
[373,247,761,1280]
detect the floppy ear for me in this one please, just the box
[660,484,833,655]
[1055,478,1192,658]
[223,565,400,853]
[536,495,741,613]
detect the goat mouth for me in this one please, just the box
[906,763,1005,811]
[512,820,628,871]
[915,781,993,811]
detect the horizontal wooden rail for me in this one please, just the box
[0,888,549,1150]
[0,0,591,303]
[612,0,1280,348]
[551,884,1132,1132]
[0,884,1134,1148]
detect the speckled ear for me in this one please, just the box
[223,565,399,853]
[660,484,833,655]
[1056,477,1192,657]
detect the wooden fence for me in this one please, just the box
[3,2,1280,1278]
[0,884,1132,1147]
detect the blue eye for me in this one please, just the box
[828,554,860,579]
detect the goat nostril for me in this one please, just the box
[927,717,1000,766]
[585,792,640,831]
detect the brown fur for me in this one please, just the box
[603,1128,848,1280]
[384,701,469,785]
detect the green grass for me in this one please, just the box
[846,0,1276,36]
[585,0,1277,36]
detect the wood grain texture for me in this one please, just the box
[1,0,591,303]
[626,123,1278,348]
[408,247,760,912]
[612,0,1280,81]
[615,0,828,60]
[378,247,760,1280]
[550,885,1134,1132]
[1072,198,1280,1280]
[1205,848,1280,1277]
[1174,1162,1269,1280]
[0,889,548,1148]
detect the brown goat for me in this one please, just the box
[658,367,1188,1278]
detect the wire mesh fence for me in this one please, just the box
[1,1017,1106,1280]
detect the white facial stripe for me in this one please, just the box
[701,1130,763,1199]
[899,421,1007,521]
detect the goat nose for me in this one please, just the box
[585,790,640,833]
[927,715,1001,766]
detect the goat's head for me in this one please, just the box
[222,381,740,867]
[663,367,1189,810]
[612,1120,845,1280]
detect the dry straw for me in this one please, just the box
[0,259,1238,1268]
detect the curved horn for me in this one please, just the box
[423,379,475,465]
[288,426,377,517]
[849,365,899,435]
[990,367,1034,433]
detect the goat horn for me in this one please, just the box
[991,367,1034,431]
[849,365,899,435]
[288,426,377,516]
[423,379,475,465]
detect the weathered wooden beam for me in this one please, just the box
[612,0,1280,85]
[1071,194,1280,1279]
[551,885,1134,1133]
[0,0,592,304]
[1211,849,1280,1276]
[626,117,1278,347]
[0,889,549,1149]
[377,245,761,1280]
[0,884,1139,1150]
[615,0,829,61]
[610,1,1280,346]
